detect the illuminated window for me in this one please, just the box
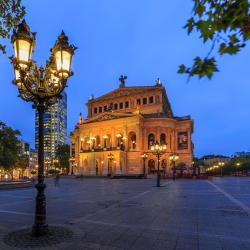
[160,133,166,144]
[148,133,155,149]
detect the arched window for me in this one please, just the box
[148,133,155,149]
[148,159,155,174]
[128,132,136,150]
[116,133,122,148]
[160,133,166,144]
[84,137,90,150]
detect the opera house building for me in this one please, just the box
[70,78,193,176]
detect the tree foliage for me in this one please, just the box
[0,0,25,54]
[179,0,250,79]
[56,144,70,172]
[0,121,21,171]
[15,154,28,170]
[15,154,28,178]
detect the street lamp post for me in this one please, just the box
[169,152,179,181]
[141,153,148,178]
[10,20,76,236]
[150,141,167,187]
[218,162,225,177]
[236,162,241,176]
[192,161,196,176]
[107,153,114,177]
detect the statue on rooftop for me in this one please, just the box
[119,75,127,88]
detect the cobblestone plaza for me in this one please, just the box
[1,177,250,249]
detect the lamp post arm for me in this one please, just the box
[13,58,68,105]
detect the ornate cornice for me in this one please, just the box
[87,86,163,104]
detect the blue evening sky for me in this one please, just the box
[0,0,249,157]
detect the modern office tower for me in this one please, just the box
[29,148,38,169]
[19,140,30,155]
[35,91,67,161]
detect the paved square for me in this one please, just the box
[1,177,250,249]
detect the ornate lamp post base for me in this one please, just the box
[32,182,48,236]
[32,224,49,237]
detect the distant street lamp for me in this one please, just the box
[218,162,225,177]
[11,20,76,236]
[150,141,167,187]
[107,153,114,177]
[169,152,179,181]
[192,161,196,176]
[236,162,241,176]
[141,153,148,178]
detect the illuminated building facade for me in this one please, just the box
[70,78,193,176]
[35,91,67,160]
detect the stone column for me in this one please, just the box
[124,125,128,150]
[111,128,115,149]
[174,130,177,152]
[102,155,108,175]
[156,127,160,143]
[100,129,104,148]
[90,156,95,176]
[167,128,171,152]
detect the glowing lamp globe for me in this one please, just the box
[11,20,35,69]
[52,31,76,78]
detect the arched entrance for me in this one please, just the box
[148,159,155,174]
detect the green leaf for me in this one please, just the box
[178,64,187,74]
[195,4,205,17]
[181,0,250,79]
[178,57,219,80]
[184,18,195,34]
[196,20,215,42]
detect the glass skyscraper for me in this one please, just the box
[35,91,67,160]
